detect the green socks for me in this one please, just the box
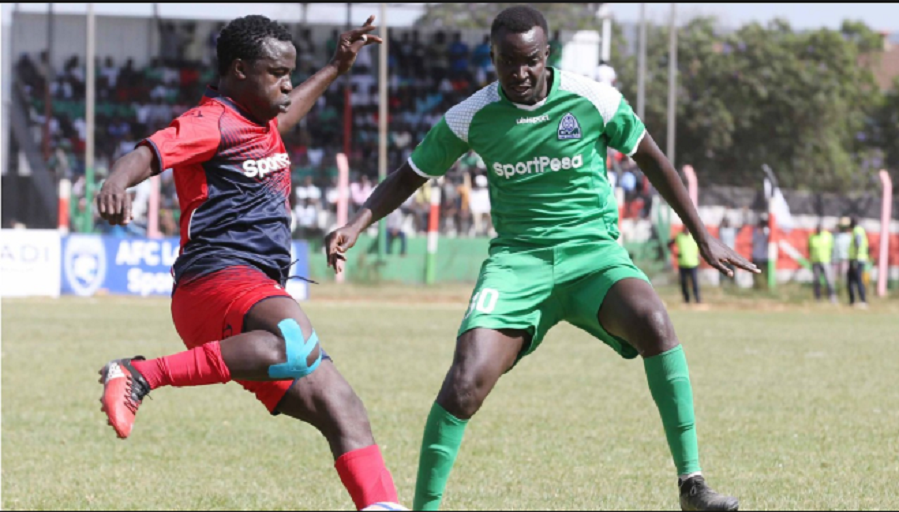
[644,345,702,476]
[411,347,699,510]
[413,402,469,511]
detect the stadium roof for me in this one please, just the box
[4,3,428,26]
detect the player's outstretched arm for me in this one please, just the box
[277,15,383,134]
[324,162,427,272]
[632,133,759,276]
[95,145,157,226]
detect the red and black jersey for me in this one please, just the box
[141,86,293,286]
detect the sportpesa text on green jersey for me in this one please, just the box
[409,67,646,247]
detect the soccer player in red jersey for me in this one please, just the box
[95,15,401,510]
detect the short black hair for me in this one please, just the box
[216,15,293,76]
[490,5,549,43]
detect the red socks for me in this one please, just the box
[132,348,398,509]
[132,341,232,390]
[335,445,399,510]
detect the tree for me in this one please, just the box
[415,3,606,31]
[872,78,899,179]
[840,20,885,54]
[616,16,884,192]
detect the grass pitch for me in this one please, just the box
[2,284,898,510]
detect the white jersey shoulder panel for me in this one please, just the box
[558,69,623,126]
[443,82,501,143]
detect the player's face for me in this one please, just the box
[242,38,296,121]
[491,26,550,105]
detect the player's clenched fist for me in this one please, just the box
[329,15,383,75]
[324,226,361,274]
[96,176,133,226]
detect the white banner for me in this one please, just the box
[561,30,601,79]
[1,229,61,297]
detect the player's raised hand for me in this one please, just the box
[324,226,361,274]
[329,15,383,76]
[96,178,133,226]
[699,236,759,277]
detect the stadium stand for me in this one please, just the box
[11,18,644,240]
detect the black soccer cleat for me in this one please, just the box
[679,475,739,511]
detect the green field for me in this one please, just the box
[3,285,898,510]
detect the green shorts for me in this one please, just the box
[458,239,650,364]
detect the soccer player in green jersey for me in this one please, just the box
[325,6,757,511]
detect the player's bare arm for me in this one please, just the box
[277,16,383,134]
[324,162,427,272]
[631,133,759,276]
[96,145,158,227]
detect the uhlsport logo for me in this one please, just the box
[64,235,106,297]
[492,153,584,179]
[242,153,290,179]
[516,114,549,125]
[557,112,582,140]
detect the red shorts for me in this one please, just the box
[171,265,297,414]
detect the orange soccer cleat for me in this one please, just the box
[98,356,151,439]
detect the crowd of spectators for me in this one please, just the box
[606,151,656,220]
[15,21,650,241]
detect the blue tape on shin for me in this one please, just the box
[268,319,322,379]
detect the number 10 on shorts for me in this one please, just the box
[465,288,499,319]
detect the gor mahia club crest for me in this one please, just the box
[557,112,582,140]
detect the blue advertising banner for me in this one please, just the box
[61,235,309,299]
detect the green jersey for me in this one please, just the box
[409,68,646,248]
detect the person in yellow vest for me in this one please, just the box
[669,226,701,304]
[847,217,869,308]
[833,217,852,296]
[807,223,837,303]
